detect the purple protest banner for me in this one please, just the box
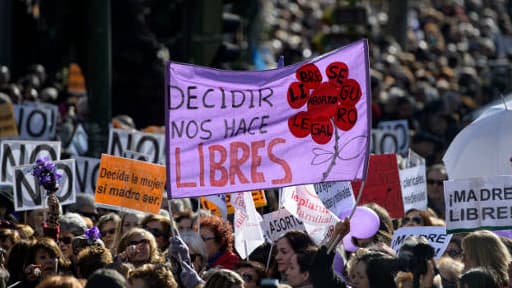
[166,39,371,198]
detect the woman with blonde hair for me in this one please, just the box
[116,228,162,268]
[461,230,511,287]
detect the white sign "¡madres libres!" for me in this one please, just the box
[391,226,452,259]
[0,140,61,185]
[400,164,427,213]
[313,181,355,216]
[261,209,305,242]
[107,128,166,164]
[75,156,100,195]
[13,102,58,140]
[444,175,512,233]
[13,159,76,211]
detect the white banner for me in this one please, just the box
[261,209,305,242]
[75,156,100,195]
[0,140,61,185]
[400,164,427,213]
[13,102,58,140]
[314,181,355,216]
[107,128,165,164]
[370,129,400,155]
[232,191,265,259]
[391,226,452,259]
[377,120,409,155]
[444,176,512,233]
[282,185,339,244]
[13,159,76,211]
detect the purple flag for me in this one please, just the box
[166,39,371,198]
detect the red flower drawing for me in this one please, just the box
[287,62,362,145]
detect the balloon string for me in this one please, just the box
[327,180,366,254]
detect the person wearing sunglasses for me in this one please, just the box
[98,213,121,252]
[426,164,448,219]
[400,209,432,227]
[235,260,266,288]
[58,213,87,262]
[141,214,171,252]
[116,228,162,268]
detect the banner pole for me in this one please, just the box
[244,240,249,260]
[265,241,274,273]
[197,198,201,236]
[327,180,366,253]
[167,199,178,237]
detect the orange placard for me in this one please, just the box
[0,102,18,138]
[95,154,166,214]
[67,63,86,95]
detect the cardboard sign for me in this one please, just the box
[65,124,88,157]
[377,120,409,155]
[107,128,166,164]
[314,181,355,216]
[400,164,427,213]
[0,102,18,138]
[167,40,371,198]
[75,156,100,195]
[352,154,404,218]
[391,226,452,259]
[0,140,61,185]
[95,154,166,214]
[444,176,512,233]
[13,159,76,211]
[261,209,305,242]
[13,102,58,140]
[370,129,400,155]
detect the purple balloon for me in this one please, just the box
[339,206,380,239]
[343,233,358,252]
[332,252,345,278]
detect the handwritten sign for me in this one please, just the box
[167,40,371,198]
[314,181,355,215]
[0,140,61,185]
[108,128,166,164]
[0,102,18,138]
[377,120,409,155]
[95,154,166,214]
[371,129,400,154]
[13,159,76,211]
[261,209,305,242]
[75,156,100,195]
[65,124,88,157]
[391,226,452,259]
[13,102,58,140]
[400,164,427,213]
[444,176,512,233]
[352,154,404,218]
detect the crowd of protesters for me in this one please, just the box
[1,0,512,287]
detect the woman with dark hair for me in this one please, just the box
[274,231,316,273]
[285,248,317,288]
[400,209,433,227]
[458,267,500,288]
[10,238,67,288]
[199,215,240,270]
[347,248,399,288]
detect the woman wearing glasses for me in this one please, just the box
[199,215,240,270]
[57,213,87,263]
[400,209,433,227]
[97,213,121,252]
[116,228,162,268]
